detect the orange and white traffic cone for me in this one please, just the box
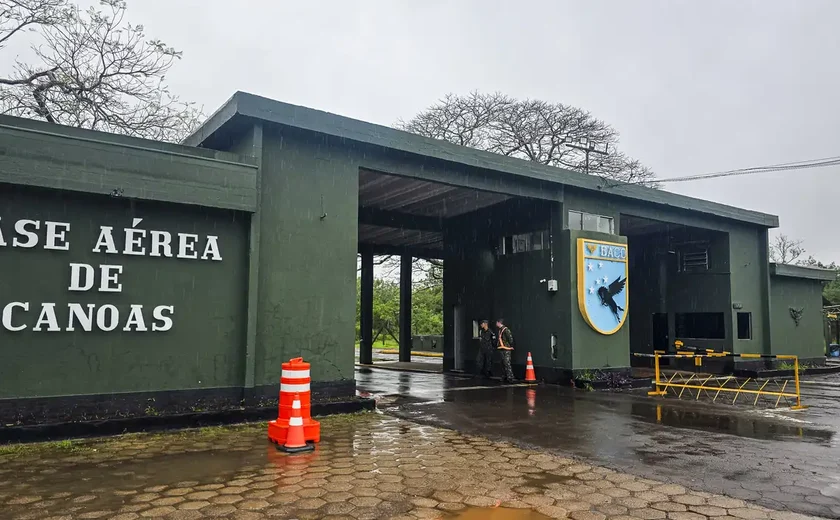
[525,352,537,383]
[278,393,314,454]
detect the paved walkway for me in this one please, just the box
[0,414,820,519]
[358,367,840,518]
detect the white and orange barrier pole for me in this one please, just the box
[268,357,321,446]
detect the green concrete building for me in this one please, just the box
[0,92,832,424]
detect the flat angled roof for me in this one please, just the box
[770,263,836,281]
[187,91,779,228]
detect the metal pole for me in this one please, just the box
[567,140,607,175]
[648,353,665,396]
[792,356,806,409]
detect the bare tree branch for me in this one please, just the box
[396,91,658,187]
[769,234,805,264]
[0,0,202,142]
[0,0,69,49]
[356,254,443,287]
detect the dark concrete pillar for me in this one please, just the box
[359,252,374,365]
[399,254,412,363]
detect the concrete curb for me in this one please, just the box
[0,398,376,444]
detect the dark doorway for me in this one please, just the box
[652,313,669,352]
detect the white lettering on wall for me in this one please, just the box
[69,264,123,293]
[201,236,223,261]
[13,220,39,248]
[67,303,95,332]
[177,233,198,259]
[150,231,172,258]
[99,265,123,293]
[2,302,28,331]
[44,221,70,251]
[152,306,175,332]
[68,263,95,292]
[123,304,148,332]
[0,215,221,333]
[33,303,60,332]
[92,226,118,254]
[1,303,176,332]
[96,304,119,331]
[123,218,146,256]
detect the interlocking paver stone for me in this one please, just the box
[0,413,820,520]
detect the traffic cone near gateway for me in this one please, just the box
[278,393,314,454]
[267,357,321,446]
[525,352,537,383]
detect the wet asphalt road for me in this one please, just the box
[356,367,840,519]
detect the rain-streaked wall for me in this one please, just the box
[0,184,251,398]
[770,276,826,360]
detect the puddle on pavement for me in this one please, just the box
[449,507,552,519]
[630,401,834,443]
[522,472,574,487]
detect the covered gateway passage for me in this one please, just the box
[357,167,556,374]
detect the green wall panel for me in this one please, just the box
[255,129,358,384]
[567,230,630,370]
[770,276,825,359]
[728,226,769,354]
[0,185,250,398]
[0,117,258,212]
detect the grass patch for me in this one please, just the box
[355,339,400,350]
[0,438,91,457]
[776,361,812,373]
[576,369,597,381]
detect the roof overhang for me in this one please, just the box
[770,263,836,281]
[186,91,780,229]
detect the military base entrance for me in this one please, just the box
[0,91,832,426]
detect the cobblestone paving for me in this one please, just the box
[0,414,824,519]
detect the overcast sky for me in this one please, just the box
[8,1,840,261]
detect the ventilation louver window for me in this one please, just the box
[681,249,709,272]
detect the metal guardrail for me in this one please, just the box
[635,347,807,410]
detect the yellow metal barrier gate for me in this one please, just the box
[635,350,807,410]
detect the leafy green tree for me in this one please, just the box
[356,266,443,341]
[411,266,443,335]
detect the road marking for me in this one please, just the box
[358,383,531,399]
[409,383,532,394]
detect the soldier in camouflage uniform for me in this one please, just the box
[496,318,517,383]
[476,320,496,378]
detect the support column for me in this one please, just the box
[399,254,413,363]
[243,123,263,404]
[359,252,374,365]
